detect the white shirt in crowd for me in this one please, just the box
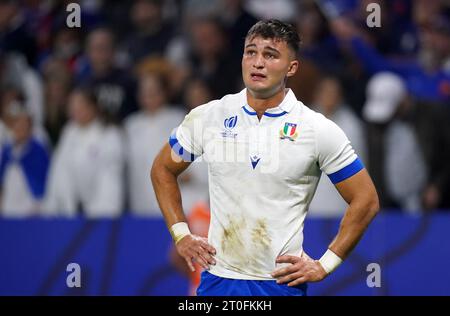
[171,88,364,280]
[124,106,203,216]
[0,123,50,218]
[308,105,367,217]
[44,120,125,218]
[385,120,427,212]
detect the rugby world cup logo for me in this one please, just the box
[224,115,238,130]
[221,115,238,138]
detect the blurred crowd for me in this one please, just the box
[0,0,449,218]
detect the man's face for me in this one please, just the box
[11,115,32,145]
[242,36,298,98]
[87,31,114,71]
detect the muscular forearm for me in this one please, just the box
[150,145,191,227]
[151,162,187,227]
[151,145,216,272]
[328,196,379,259]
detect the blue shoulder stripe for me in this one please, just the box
[169,130,198,162]
[328,157,364,184]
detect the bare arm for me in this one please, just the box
[151,143,191,226]
[329,168,379,258]
[151,143,216,271]
[272,169,379,286]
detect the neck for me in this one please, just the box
[246,87,287,119]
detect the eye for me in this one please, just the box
[245,50,256,56]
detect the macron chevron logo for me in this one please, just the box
[250,155,261,169]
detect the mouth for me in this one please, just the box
[250,73,267,81]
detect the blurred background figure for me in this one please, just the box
[0,102,50,217]
[124,0,175,65]
[181,17,241,98]
[44,88,124,218]
[363,72,427,212]
[177,77,211,215]
[330,5,450,104]
[77,27,137,123]
[124,72,184,216]
[308,76,366,217]
[42,58,72,147]
[37,28,83,76]
[0,0,37,65]
[219,0,258,64]
[0,51,44,125]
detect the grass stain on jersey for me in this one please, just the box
[220,215,272,276]
[251,219,271,250]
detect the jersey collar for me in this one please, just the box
[241,88,297,117]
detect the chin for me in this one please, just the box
[246,81,269,92]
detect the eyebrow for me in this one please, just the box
[264,46,280,54]
[244,44,281,54]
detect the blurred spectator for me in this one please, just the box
[0,0,37,65]
[44,88,125,218]
[0,102,50,217]
[1,86,48,145]
[25,0,104,58]
[220,0,258,64]
[77,27,137,122]
[37,28,83,75]
[308,76,367,217]
[363,72,427,212]
[350,0,419,57]
[181,0,221,20]
[178,77,210,214]
[413,100,450,211]
[330,11,450,103]
[42,58,72,146]
[135,56,188,106]
[100,1,133,43]
[186,17,241,98]
[296,2,344,74]
[0,52,44,125]
[183,77,213,112]
[123,0,175,64]
[124,73,184,216]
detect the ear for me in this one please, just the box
[287,60,299,78]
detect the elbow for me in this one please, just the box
[367,192,380,219]
[150,155,162,186]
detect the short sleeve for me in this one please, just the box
[169,103,209,162]
[315,115,364,184]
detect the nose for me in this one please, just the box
[253,54,265,69]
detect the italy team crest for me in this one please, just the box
[280,122,298,141]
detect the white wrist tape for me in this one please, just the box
[319,249,343,274]
[169,222,191,244]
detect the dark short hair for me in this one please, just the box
[245,19,300,57]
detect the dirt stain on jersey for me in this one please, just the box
[251,218,271,250]
[220,215,272,275]
[221,215,247,263]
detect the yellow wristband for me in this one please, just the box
[319,249,343,274]
[169,222,191,244]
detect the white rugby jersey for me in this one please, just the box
[169,88,364,280]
